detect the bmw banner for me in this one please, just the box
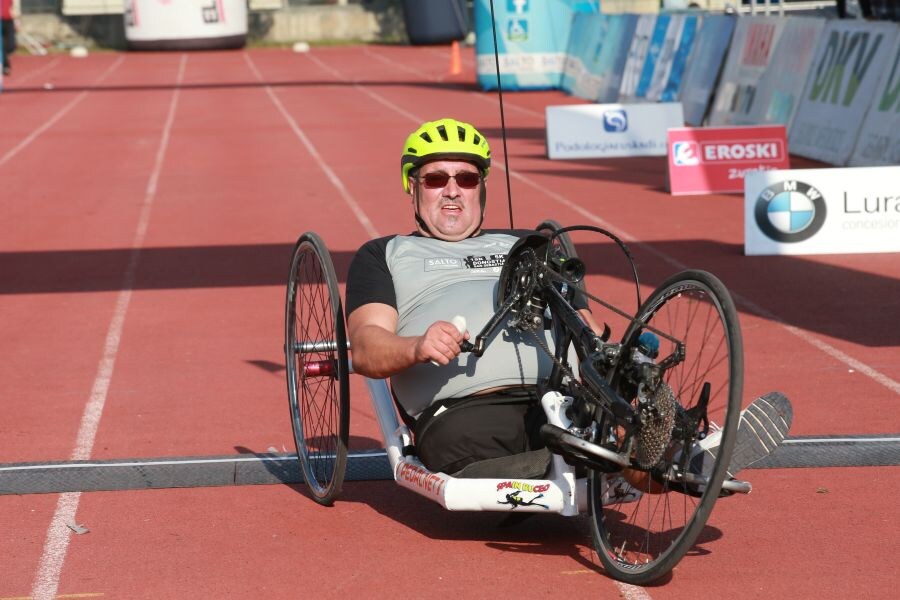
[744,166,900,256]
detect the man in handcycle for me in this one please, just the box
[346,117,790,487]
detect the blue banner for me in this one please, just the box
[679,14,737,125]
[659,14,700,102]
[474,0,600,91]
[592,13,638,103]
[634,14,671,99]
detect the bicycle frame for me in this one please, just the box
[360,369,588,515]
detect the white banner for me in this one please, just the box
[125,0,247,43]
[747,16,826,128]
[744,166,900,256]
[850,34,900,167]
[546,103,684,159]
[788,21,899,166]
[708,16,786,127]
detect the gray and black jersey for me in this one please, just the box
[346,230,560,418]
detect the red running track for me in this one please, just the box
[0,46,897,599]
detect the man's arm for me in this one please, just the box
[348,303,468,379]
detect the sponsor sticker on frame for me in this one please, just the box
[668,125,789,195]
[744,166,900,256]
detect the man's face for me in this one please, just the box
[409,160,483,241]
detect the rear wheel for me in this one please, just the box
[589,270,743,584]
[284,232,350,505]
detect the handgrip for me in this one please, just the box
[431,315,468,366]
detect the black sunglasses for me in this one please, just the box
[420,171,482,189]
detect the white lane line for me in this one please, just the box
[242,52,380,239]
[304,51,900,398]
[11,56,63,85]
[363,46,543,118]
[0,55,125,169]
[30,53,188,600]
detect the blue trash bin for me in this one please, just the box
[402,0,468,45]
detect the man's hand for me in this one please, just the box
[348,305,469,378]
[415,320,469,366]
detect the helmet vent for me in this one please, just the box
[457,126,466,141]
[436,124,449,141]
[406,147,418,154]
[420,132,432,143]
[473,134,481,145]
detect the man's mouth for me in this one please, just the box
[441,204,463,212]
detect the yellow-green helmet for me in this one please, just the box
[401,118,491,193]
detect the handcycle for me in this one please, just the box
[283,220,752,585]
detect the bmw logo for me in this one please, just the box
[754,180,827,243]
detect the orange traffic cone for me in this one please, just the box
[450,40,462,76]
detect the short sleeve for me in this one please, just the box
[345,236,397,317]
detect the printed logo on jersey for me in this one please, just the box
[465,254,506,269]
[424,257,463,271]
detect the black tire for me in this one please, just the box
[589,270,743,584]
[284,232,350,505]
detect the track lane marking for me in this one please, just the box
[29,54,188,600]
[8,56,63,86]
[0,56,125,169]
[241,52,380,239]
[307,49,900,398]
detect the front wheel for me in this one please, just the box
[589,270,743,584]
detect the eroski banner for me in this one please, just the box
[668,125,789,195]
[789,21,899,166]
[744,166,900,256]
[546,103,684,159]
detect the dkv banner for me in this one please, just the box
[744,166,900,256]
[789,21,899,166]
[668,125,789,195]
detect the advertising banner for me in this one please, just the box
[668,125,790,195]
[679,14,736,126]
[789,21,899,166]
[546,103,684,159]
[593,13,639,103]
[618,14,657,101]
[634,14,673,100]
[744,166,900,256]
[562,13,637,102]
[561,13,607,98]
[124,0,248,49]
[747,16,826,128]
[850,34,900,167]
[646,14,701,103]
[708,16,786,127]
[474,0,600,91]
